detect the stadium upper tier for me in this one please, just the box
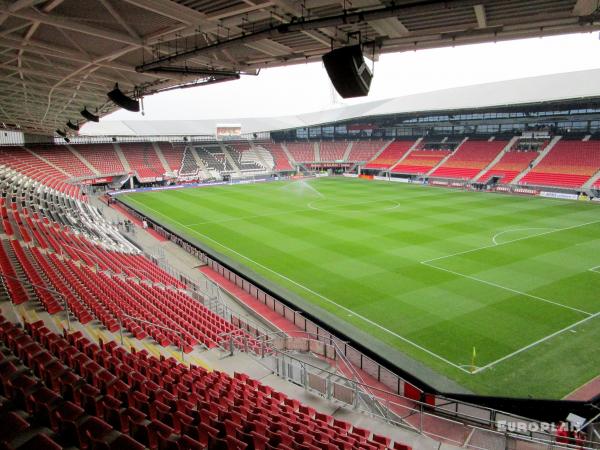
[2,135,600,190]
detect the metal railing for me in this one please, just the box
[118,313,187,361]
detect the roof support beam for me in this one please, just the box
[0,0,46,25]
[473,4,487,28]
[572,0,600,15]
[0,2,143,45]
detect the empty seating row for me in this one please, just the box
[225,144,267,173]
[429,140,506,180]
[27,145,95,178]
[391,150,451,174]
[347,141,388,163]
[0,317,410,450]
[477,150,538,184]
[120,143,165,181]
[519,140,600,188]
[157,142,185,173]
[365,141,412,169]
[259,143,293,171]
[319,141,348,162]
[285,142,315,163]
[71,144,125,176]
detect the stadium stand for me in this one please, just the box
[319,141,349,162]
[364,141,412,169]
[391,150,451,175]
[429,140,507,180]
[260,143,293,171]
[225,143,271,173]
[0,317,409,450]
[196,146,234,173]
[27,146,95,178]
[477,150,538,184]
[347,140,389,162]
[285,142,316,163]
[121,143,165,181]
[519,140,600,188]
[0,147,81,200]
[157,143,184,174]
[74,145,125,176]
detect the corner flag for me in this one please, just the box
[471,346,477,373]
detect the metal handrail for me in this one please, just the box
[0,272,72,330]
[118,312,187,361]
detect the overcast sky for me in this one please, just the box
[94,32,600,127]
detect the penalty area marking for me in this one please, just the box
[124,196,473,374]
[491,227,556,246]
[420,218,600,373]
[471,312,600,374]
[422,218,600,265]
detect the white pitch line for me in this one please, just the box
[421,261,593,316]
[422,218,600,264]
[472,311,600,374]
[491,227,556,246]
[589,266,600,274]
[125,196,472,373]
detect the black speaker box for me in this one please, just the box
[107,84,140,112]
[322,45,372,98]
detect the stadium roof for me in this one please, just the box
[1,0,600,136]
[81,68,600,136]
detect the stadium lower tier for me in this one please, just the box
[476,170,521,184]
[390,165,433,174]
[518,171,591,188]
[427,167,481,180]
[0,316,409,450]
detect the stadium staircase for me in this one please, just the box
[158,143,185,175]
[113,144,132,174]
[349,140,390,163]
[511,135,561,184]
[248,143,274,171]
[368,140,417,170]
[152,142,172,174]
[425,137,468,177]
[314,142,321,163]
[24,147,72,179]
[583,168,600,190]
[219,145,242,177]
[472,136,519,181]
[258,143,293,171]
[476,149,539,184]
[391,148,451,175]
[27,146,93,179]
[285,142,314,164]
[319,141,348,162]
[0,315,421,450]
[74,144,126,177]
[280,142,296,166]
[518,139,600,189]
[67,146,100,177]
[342,141,354,161]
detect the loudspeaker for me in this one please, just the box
[66,120,79,131]
[55,129,67,138]
[322,45,372,98]
[107,83,140,112]
[80,107,99,122]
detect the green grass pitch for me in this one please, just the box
[121,177,600,399]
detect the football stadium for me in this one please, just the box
[0,1,600,449]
